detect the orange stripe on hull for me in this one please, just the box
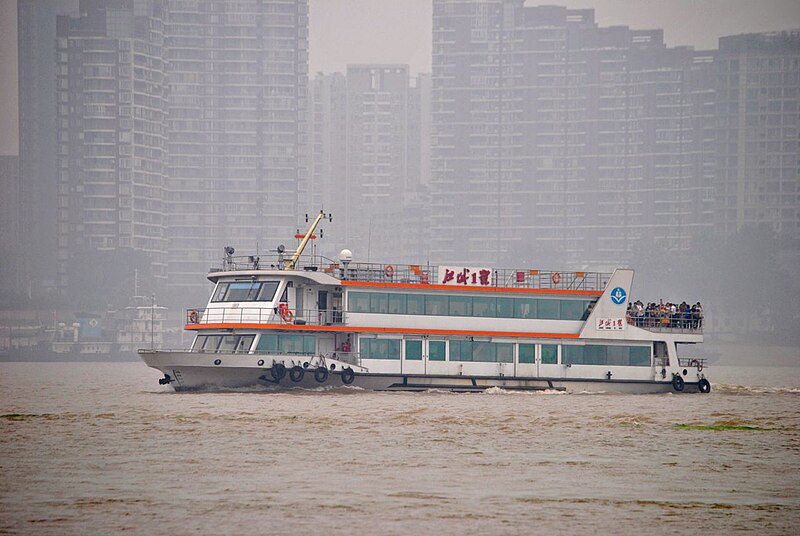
[340,280,602,296]
[185,322,581,339]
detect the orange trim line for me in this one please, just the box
[185,323,581,339]
[339,280,602,296]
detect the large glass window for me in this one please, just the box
[449,295,472,316]
[560,300,587,321]
[541,344,558,364]
[450,341,512,362]
[429,341,446,361]
[519,344,535,363]
[515,298,537,319]
[563,345,650,366]
[425,295,448,316]
[370,293,389,314]
[406,294,424,315]
[405,339,422,360]
[388,294,406,314]
[193,334,254,353]
[345,291,593,323]
[212,281,280,302]
[538,299,560,320]
[349,292,370,313]
[255,334,315,355]
[360,338,401,360]
[472,297,496,317]
[497,298,513,318]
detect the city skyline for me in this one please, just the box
[2,0,800,155]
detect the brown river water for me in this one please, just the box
[1,361,799,535]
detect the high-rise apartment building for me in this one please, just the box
[430,1,715,266]
[17,0,79,292]
[165,0,309,293]
[55,0,168,291]
[0,156,20,296]
[307,67,431,262]
[715,31,800,239]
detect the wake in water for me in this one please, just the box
[712,384,800,395]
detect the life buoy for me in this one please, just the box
[314,366,329,383]
[341,367,355,385]
[672,375,685,392]
[188,310,199,323]
[551,272,561,285]
[270,363,286,381]
[281,308,294,323]
[698,378,711,394]
[289,365,304,383]
[384,264,394,278]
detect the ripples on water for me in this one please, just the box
[1,362,799,535]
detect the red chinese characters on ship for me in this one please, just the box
[438,266,493,286]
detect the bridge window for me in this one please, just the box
[211,281,280,302]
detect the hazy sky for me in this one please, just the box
[1,0,799,155]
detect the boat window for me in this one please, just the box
[541,344,558,364]
[211,281,280,302]
[256,281,280,301]
[425,295,448,316]
[406,294,424,315]
[563,344,650,367]
[370,293,389,314]
[449,341,513,362]
[448,295,472,316]
[496,298,513,318]
[360,338,400,360]
[514,298,537,319]
[218,335,240,353]
[388,294,406,314]
[255,334,315,355]
[201,335,223,352]
[405,339,422,360]
[519,344,535,363]
[560,300,588,321]
[472,296,496,318]
[538,299,560,320]
[429,341,446,361]
[235,335,255,353]
[349,292,370,313]
[212,283,228,302]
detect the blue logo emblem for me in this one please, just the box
[610,287,627,305]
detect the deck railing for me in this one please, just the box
[186,307,345,326]
[212,254,612,292]
[627,316,704,333]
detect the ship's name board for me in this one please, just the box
[596,318,625,331]
[437,266,494,286]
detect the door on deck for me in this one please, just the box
[403,339,424,375]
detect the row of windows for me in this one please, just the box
[363,339,650,367]
[192,332,650,367]
[212,281,280,302]
[348,292,594,321]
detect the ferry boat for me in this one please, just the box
[139,212,710,394]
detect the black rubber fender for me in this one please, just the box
[314,366,329,383]
[341,367,355,385]
[698,378,711,394]
[672,374,685,392]
[289,365,305,383]
[271,363,286,382]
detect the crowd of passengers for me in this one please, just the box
[626,300,703,329]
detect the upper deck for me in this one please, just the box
[210,255,613,293]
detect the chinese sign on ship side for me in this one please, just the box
[596,318,625,331]
[437,266,495,286]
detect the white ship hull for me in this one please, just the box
[140,350,707,394]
